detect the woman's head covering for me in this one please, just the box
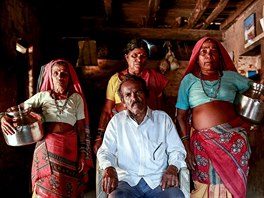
[39,59,88,120]
[182,36,237,78]
[38,59,93,178]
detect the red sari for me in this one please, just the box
[32,131,82,197]
[32,59,93,197]
[182,37,250,198]
[191,117,250,198]
[139,68,168,110]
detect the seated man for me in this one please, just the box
[97,75,186,198]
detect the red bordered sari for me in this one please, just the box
[191,117,250,198]
[31,59,93,197]
[183,37,250,198]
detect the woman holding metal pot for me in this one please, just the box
[176,37,252,198]
[0,59,93,197]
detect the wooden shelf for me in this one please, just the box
[244,32,264,48]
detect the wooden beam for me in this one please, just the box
[261,40,264,82]
[103,0,112,21]
[91,27,223,41]
[220,0,256,30]
[146,0,161,27]
[187,0,210,28]
[201,0,229,29]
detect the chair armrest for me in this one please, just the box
[179,167,190,198]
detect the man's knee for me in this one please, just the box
[109,189,133,198]
[160,187,185,198]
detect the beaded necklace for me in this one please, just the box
[199,71,222,99]
[51,91,69,114]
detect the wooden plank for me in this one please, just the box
[261,40,264,82]
[201,0,229,29]
[146,0,161,27]
[220,0,256,30]
[187,0,210,28]
[244,32,264,48]
[92,27,223,41]
[103,0,112,21]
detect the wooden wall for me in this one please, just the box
[0,1,39,196]
[224,0,264,81]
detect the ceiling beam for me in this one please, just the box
[145,0,161,27]
[187,0,210,28]
[103,0,112,21]
[92,27,223,41]
[201,0,229,29]
[220,0,256,30]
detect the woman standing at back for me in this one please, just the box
[93,38,168,153]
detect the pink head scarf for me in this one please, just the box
[182,36,237,78]
[39,59,89,124]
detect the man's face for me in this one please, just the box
[121,80,147,116]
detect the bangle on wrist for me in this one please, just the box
[181,135,190,141]
[80,147,86,153]
[80,143,86,147]
[80,150,86,154]
[95,137,103,141]
[97,129,105,138]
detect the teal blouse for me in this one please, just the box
[176,71,251,110]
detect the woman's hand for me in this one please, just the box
[0,116,16,135]
[78,153,86,173]
[186,149,196,170]
[160,165,179,190]
[102,166,118,194]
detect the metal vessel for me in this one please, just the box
[3,104,44,146]
[235,82,264,124]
